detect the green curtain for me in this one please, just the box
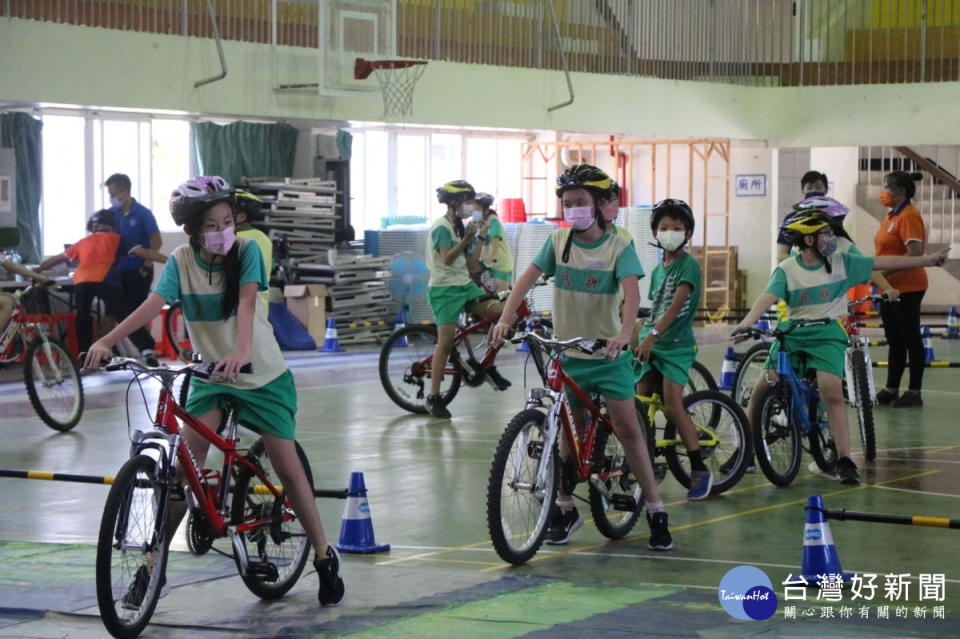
[0,112,43,262]
[336,129,352,161]
[192,121,298,186]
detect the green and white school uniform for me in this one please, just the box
[153,238,298,440]
[480,214,513,283]
[763,251,874,378]
[634,252,702,387]
[425,215,486,325]
[533,228,644,402]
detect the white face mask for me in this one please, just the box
[459,203,476,219]
[657,230,686,252]
[471,210,483,224]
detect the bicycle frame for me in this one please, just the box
[774,349,824,437]
[433,296,535,378]
[635,392,723,452]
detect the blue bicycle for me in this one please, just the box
[735,319,838,487]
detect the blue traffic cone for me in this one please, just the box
[718,346,737,391]
[801,495,853,582]
[320,318,345,353]
[922,326,935,363]
[756,317,771,332]
[335,472,390,554]
[516,319,533,352]
[394,312,408,347]
[947,307,958,338]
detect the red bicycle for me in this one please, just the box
[378,281,552,414]
[95,357,316,638]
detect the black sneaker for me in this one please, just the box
[485,366,512,391]
[891,390,923,408]
[425,394,451,419]
[121,564,165,609]
[876,388,899,405]
[315,545,346,607]
[837,456,861,485]
[543,507,583,545]
[646,511,673,551]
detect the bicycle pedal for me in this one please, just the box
[610,494,638,512]
[247,560,279,582]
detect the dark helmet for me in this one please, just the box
[650,198,695,233]
[436,180,476,206]
[169,176,234,227]
[555,164,612,199]
[86,208,116,232]
[779,208,851,248]
[235,188,265,222]
[475,192,495,209]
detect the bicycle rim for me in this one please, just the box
[379,325,461,414]
[231,438,312,600]
[851,349,876,461]
[687,360,718,394]
[808,400,838,473]
[732,343,768,410]
[752,385,801,487]
[96,455,168,638]
[487,409,556,565]
[25,339,84,431]
[588,425,641,539]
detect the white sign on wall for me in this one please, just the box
[0,176,11,213]
[735,174,766,197]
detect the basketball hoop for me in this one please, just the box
[354,58,427,120]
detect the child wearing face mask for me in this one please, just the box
[632,199,712,500]
[424,180,509,419]
[492,164,673,551]
[473,192,514,293]
[734,207,950,485]
[84,176,347,607]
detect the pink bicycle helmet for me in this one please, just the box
[792,195,848,220]
[169,176,234,226]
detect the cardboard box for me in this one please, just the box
[284,284,328,343]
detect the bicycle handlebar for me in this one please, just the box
[847,293,893,310]
[732,317,833,342]
[510,332,628,355]
[87,355,253,380]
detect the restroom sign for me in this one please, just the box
[735,174,766,197]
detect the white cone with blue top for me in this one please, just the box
[718,346,737,391]
[336,472,390,554]
[801,495,853,582]
[394,312,408,347]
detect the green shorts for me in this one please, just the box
[633,344,698,388]
[427,282,488,325]
[185,369,298,440]
[763,320,847,379]
[563,352,636,404]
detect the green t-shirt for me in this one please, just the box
[533,228,644,359]
[765,251,874,320]
[481,215,513,274]
[639,252,701,349]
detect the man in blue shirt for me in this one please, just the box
[106,172,162,355]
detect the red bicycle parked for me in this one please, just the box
[95,356,315,638]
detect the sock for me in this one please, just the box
[556,497,574,513]
[688,449,707,473]
[645,500,665,514]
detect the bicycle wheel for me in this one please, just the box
[731,342,769,410]
[231,437,313,600]
[850,349,876,461]
[635,398,667,485]
[487,409,558,565]
[687,360,718,394]
[24,338,84,431]
[588,423,641,539]
[163,301,189,359]
[0,331,25,364]
[379,325,461,414]
[662,390,750,495]
[750,384,801,487]
[96,454,169,639]
[808,398,838,473]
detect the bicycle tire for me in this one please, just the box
[231,437,313,600]
[24,338,84,431]
[163,301,189,359]
[588,423,641,539]
[379,324,462,414]
[750,384,801,487]
[687,360,718,394]
[662,390,750,495]
[96,454,169,639]
[635,398,667,485]
[850,349,876,461]
[808,397,838,473]
[487,409,557,565]
[731,342,768,410]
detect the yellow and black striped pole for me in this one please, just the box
[826,508,960,529]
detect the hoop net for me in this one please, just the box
[355,59,427,120]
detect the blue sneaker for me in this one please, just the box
[687,470,713,500]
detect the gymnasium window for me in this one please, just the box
[40,115,86,255]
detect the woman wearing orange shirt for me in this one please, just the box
[874,171,927,407]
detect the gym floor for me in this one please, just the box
[1,328,958,638]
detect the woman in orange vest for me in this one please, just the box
[874,171,927,407]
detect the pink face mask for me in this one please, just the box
[563,206,595,231]
[203,225,236,255]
